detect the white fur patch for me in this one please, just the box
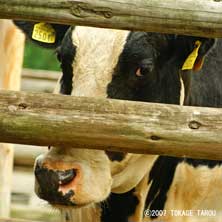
[71,26,129,97]
[155,163,222,222]
[179,73,185,105]
[111,154,157,193]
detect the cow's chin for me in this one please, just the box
[35,179,111,208]
[51,203,88,209]
[35,170,112,208]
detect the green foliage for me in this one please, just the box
[23,40,60,71]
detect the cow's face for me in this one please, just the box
[32,25,215,208]
[34,27,171,208]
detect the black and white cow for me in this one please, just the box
[15,21,222,222]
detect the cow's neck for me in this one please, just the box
[100,173,151,222]
[60,204,101,222]
[111,154,157,193]
[128,173,150,222]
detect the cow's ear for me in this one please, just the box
[181,37,216,72]
[14,21,70,48]
[193,38,216,72]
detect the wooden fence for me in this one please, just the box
[0,1,222,157]
[1,90,222,160]
[1,0,222,221]
[0,0,222,37]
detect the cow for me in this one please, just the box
[0,19,25,217]
[15,21,222,222]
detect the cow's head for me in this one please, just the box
[15,21,215,208]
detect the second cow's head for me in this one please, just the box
[15,21,215,208]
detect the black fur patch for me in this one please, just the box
[101,189,139,222]
[35,164,75,206]
[145,157,180,219]
[58,27,76,95]
[105,151,127,162]
[184,158,222,168]
[107,32,183,104]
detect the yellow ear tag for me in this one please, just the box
[32,23,56,43]
[182,40,202,70]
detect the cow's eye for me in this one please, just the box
[135,66,153,78]
[135,59,154,78]
[48,146,51,150]
[135,68,144,77]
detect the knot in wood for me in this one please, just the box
[71,5,83,17]
[71,3,113,19]
[18,103,28,110]
[189,120,201,130]
[103,11,113,19]
[150,135,161,141]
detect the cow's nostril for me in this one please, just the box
[57,169,76,185]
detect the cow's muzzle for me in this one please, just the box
[34,157,79,206]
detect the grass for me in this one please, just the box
[23,40,60,71]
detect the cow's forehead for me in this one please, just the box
[71,26,129,49]
[70,26,130,97]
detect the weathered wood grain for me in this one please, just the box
[0,218,43,222]
[0,0,222,37]
[0,90,222,160]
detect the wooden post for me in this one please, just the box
[0,20,24,218]
[0,145,13,218]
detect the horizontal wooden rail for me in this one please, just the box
[14,145,46,166]
[1,90,222,160]
[22,69,59,81]
[0,0,222,37]
[0,218,42,222]
[21,69,59,93]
